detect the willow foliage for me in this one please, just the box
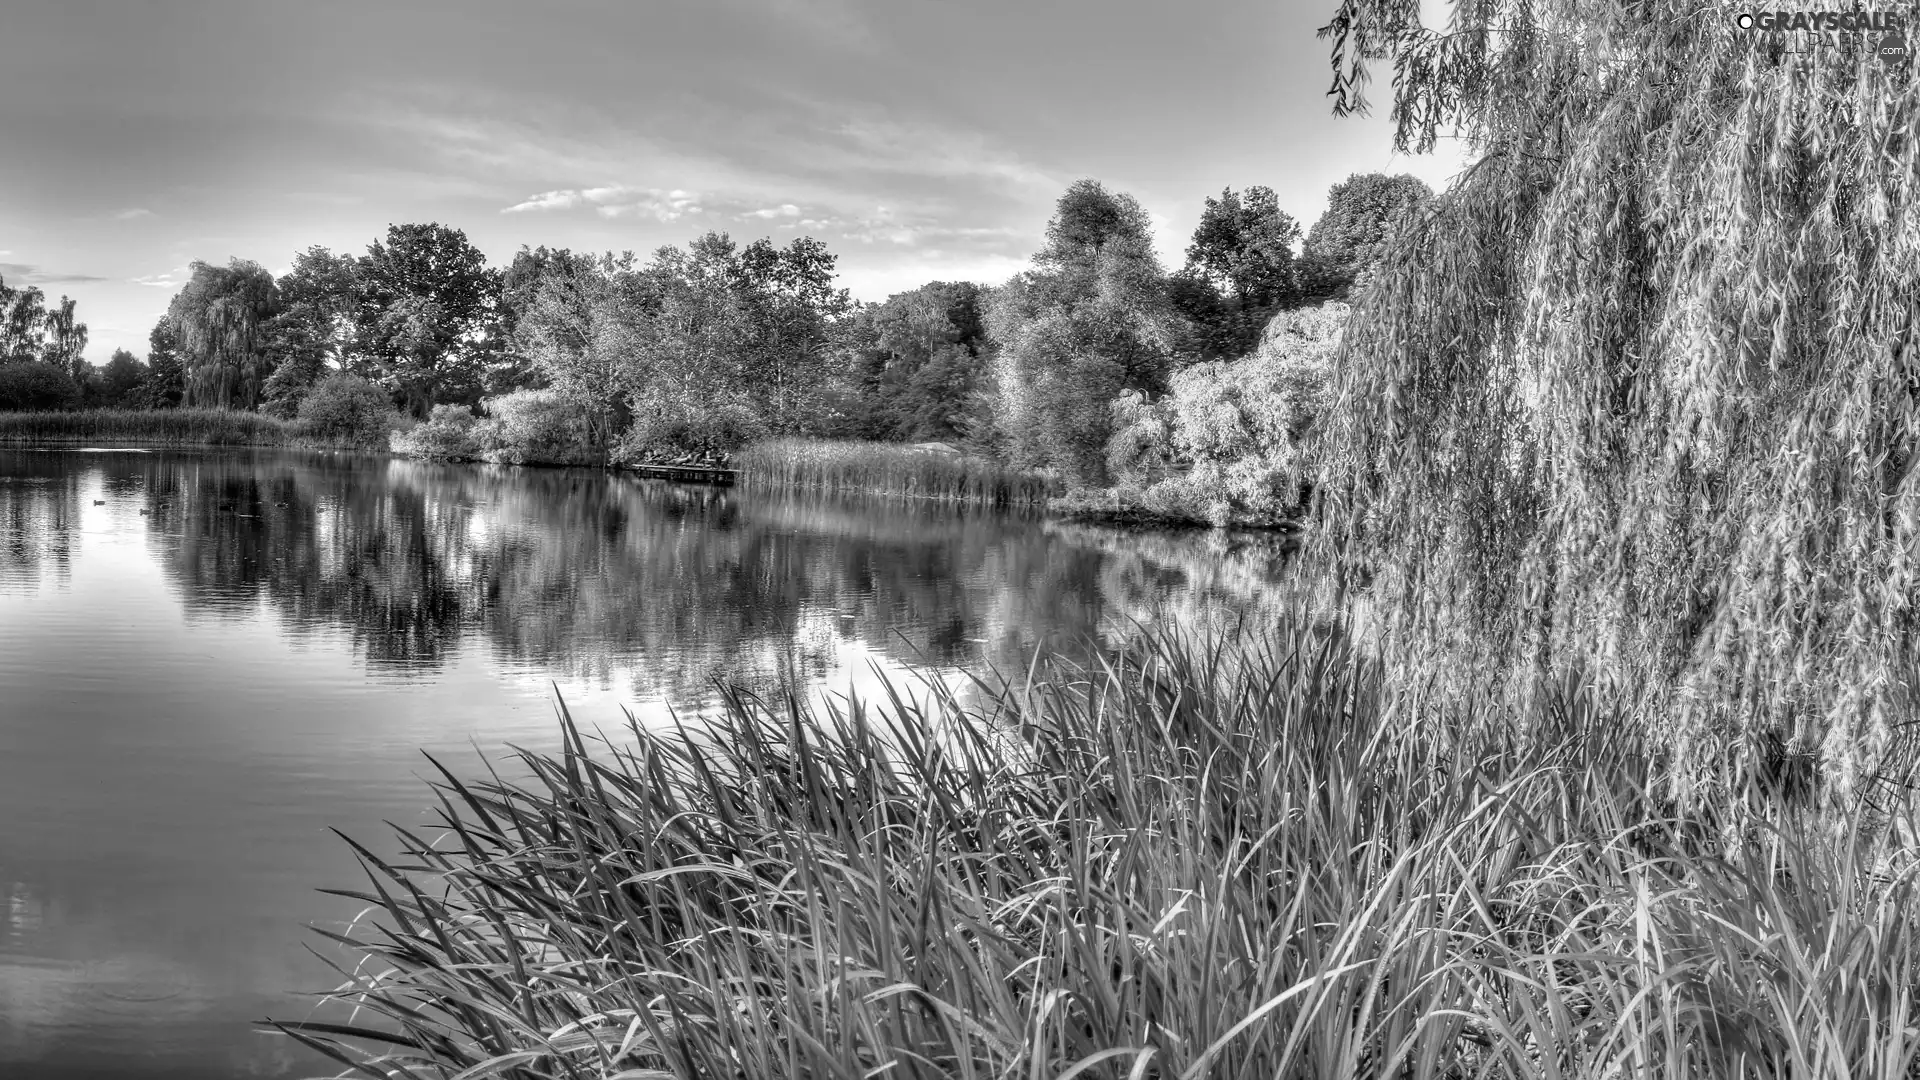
[1310,0,1920,801]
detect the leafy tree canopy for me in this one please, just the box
[1297,172,1432,302]
[169,259,279,410]
[1310,0,1920,802]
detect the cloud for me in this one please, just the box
[111,208,154,221]
[504,185,704,221]
[744,203,802,219]
[0,262,110,285]
[131,266,191,289]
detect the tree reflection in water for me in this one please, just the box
[0,448,1312,713]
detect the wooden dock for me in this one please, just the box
[627,464,738,485]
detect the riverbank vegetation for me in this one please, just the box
[8,145,1421,515]
[271,618,1920,1079]
[734,437,1057,505]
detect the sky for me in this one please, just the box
[0,0,1469,364]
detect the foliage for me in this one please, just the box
[261,245,360,418]
[987,180,1184,484]
[294,373,399,449]
[506,247,642,449]
[351,223,500,417]
[0,360,81,412]
[0,408,293,445]
[735,437,1057,506]
[1310,0,1920,799]
[473,388,599,466]
[390,403,484,461]
[839,281,995,443]
[1295,173,1433,303]
[269,620,1920,1079]
[1173,186,1304,360]
[98,349,147,408]
[1097,302,1347,526]
[130,316,185,410]
[170,259,280,410]
[1,271,89,373]
[612,382,764,467]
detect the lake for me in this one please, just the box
[0,447,1303,1079]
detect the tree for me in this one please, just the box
[100,348,147,407]
[730,235,855,430]
[353,223,499,417]
[0,274,48,363]
[509,247,644,453]
[0,361,80,411]
[1311,0,1920,801]
[845,282,995,442]
[262,246,360,417]
[1296,172,1431,302]
[1187,186,1301,311]
[169,259,280,409]
[132,316,185,409]
[987,180,1184,483]
[40,296,88,378]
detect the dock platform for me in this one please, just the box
[627,464,738,485]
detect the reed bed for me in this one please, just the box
[735,438,1057,506]
[268,615,1920,1080]
[0,408,297,446]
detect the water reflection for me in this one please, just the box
[0,447,1304,1079]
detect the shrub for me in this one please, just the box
[392,403,483,461]
[295,374,400,449]
[475,388,598,466]
[1086,301,1346,527]
[0,361,81,412]
[612,384,764,466]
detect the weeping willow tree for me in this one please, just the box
[1308,0,1920,803]
[170,259,280,410]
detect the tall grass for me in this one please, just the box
[0,408,297,446]
[736,438,1058,507]
[267,615,1920,1079]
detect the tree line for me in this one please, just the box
[3,172,1431,479]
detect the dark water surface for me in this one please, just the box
[0,447,1300,1079]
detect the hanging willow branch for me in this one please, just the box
[1309,0,1920,803]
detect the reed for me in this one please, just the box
[735,438,1057,506]
[0,408,296,446]
[267,614,1920,1079]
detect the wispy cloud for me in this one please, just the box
[111,208,154,221]
[131,265,190,289]
[0,262,110,285]
[503,186,704,221]
[743,203,802,220]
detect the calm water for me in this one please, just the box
[0,447,1302,1079]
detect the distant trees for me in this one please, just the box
[351,224,500,418]
[1296,173,1432,303]
[99,349,147,407]
[1172,186,1302,360]
[170,259,280,410]
[987,179,1184,483]
[262,246,359,417]
[132,316,186,410]
[842,281,994,443]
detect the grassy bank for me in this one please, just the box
[735,438,1058,506]
[0,408,300,446]
[270,617,1920,1079]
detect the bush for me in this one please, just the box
[391,403,483,461]
[612,384,764,467]
[295,374,401,449]
[0,361,81,412]
[475,389,598,466]
[1086,301,1347,527]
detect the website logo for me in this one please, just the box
[1733,9,1911,67]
